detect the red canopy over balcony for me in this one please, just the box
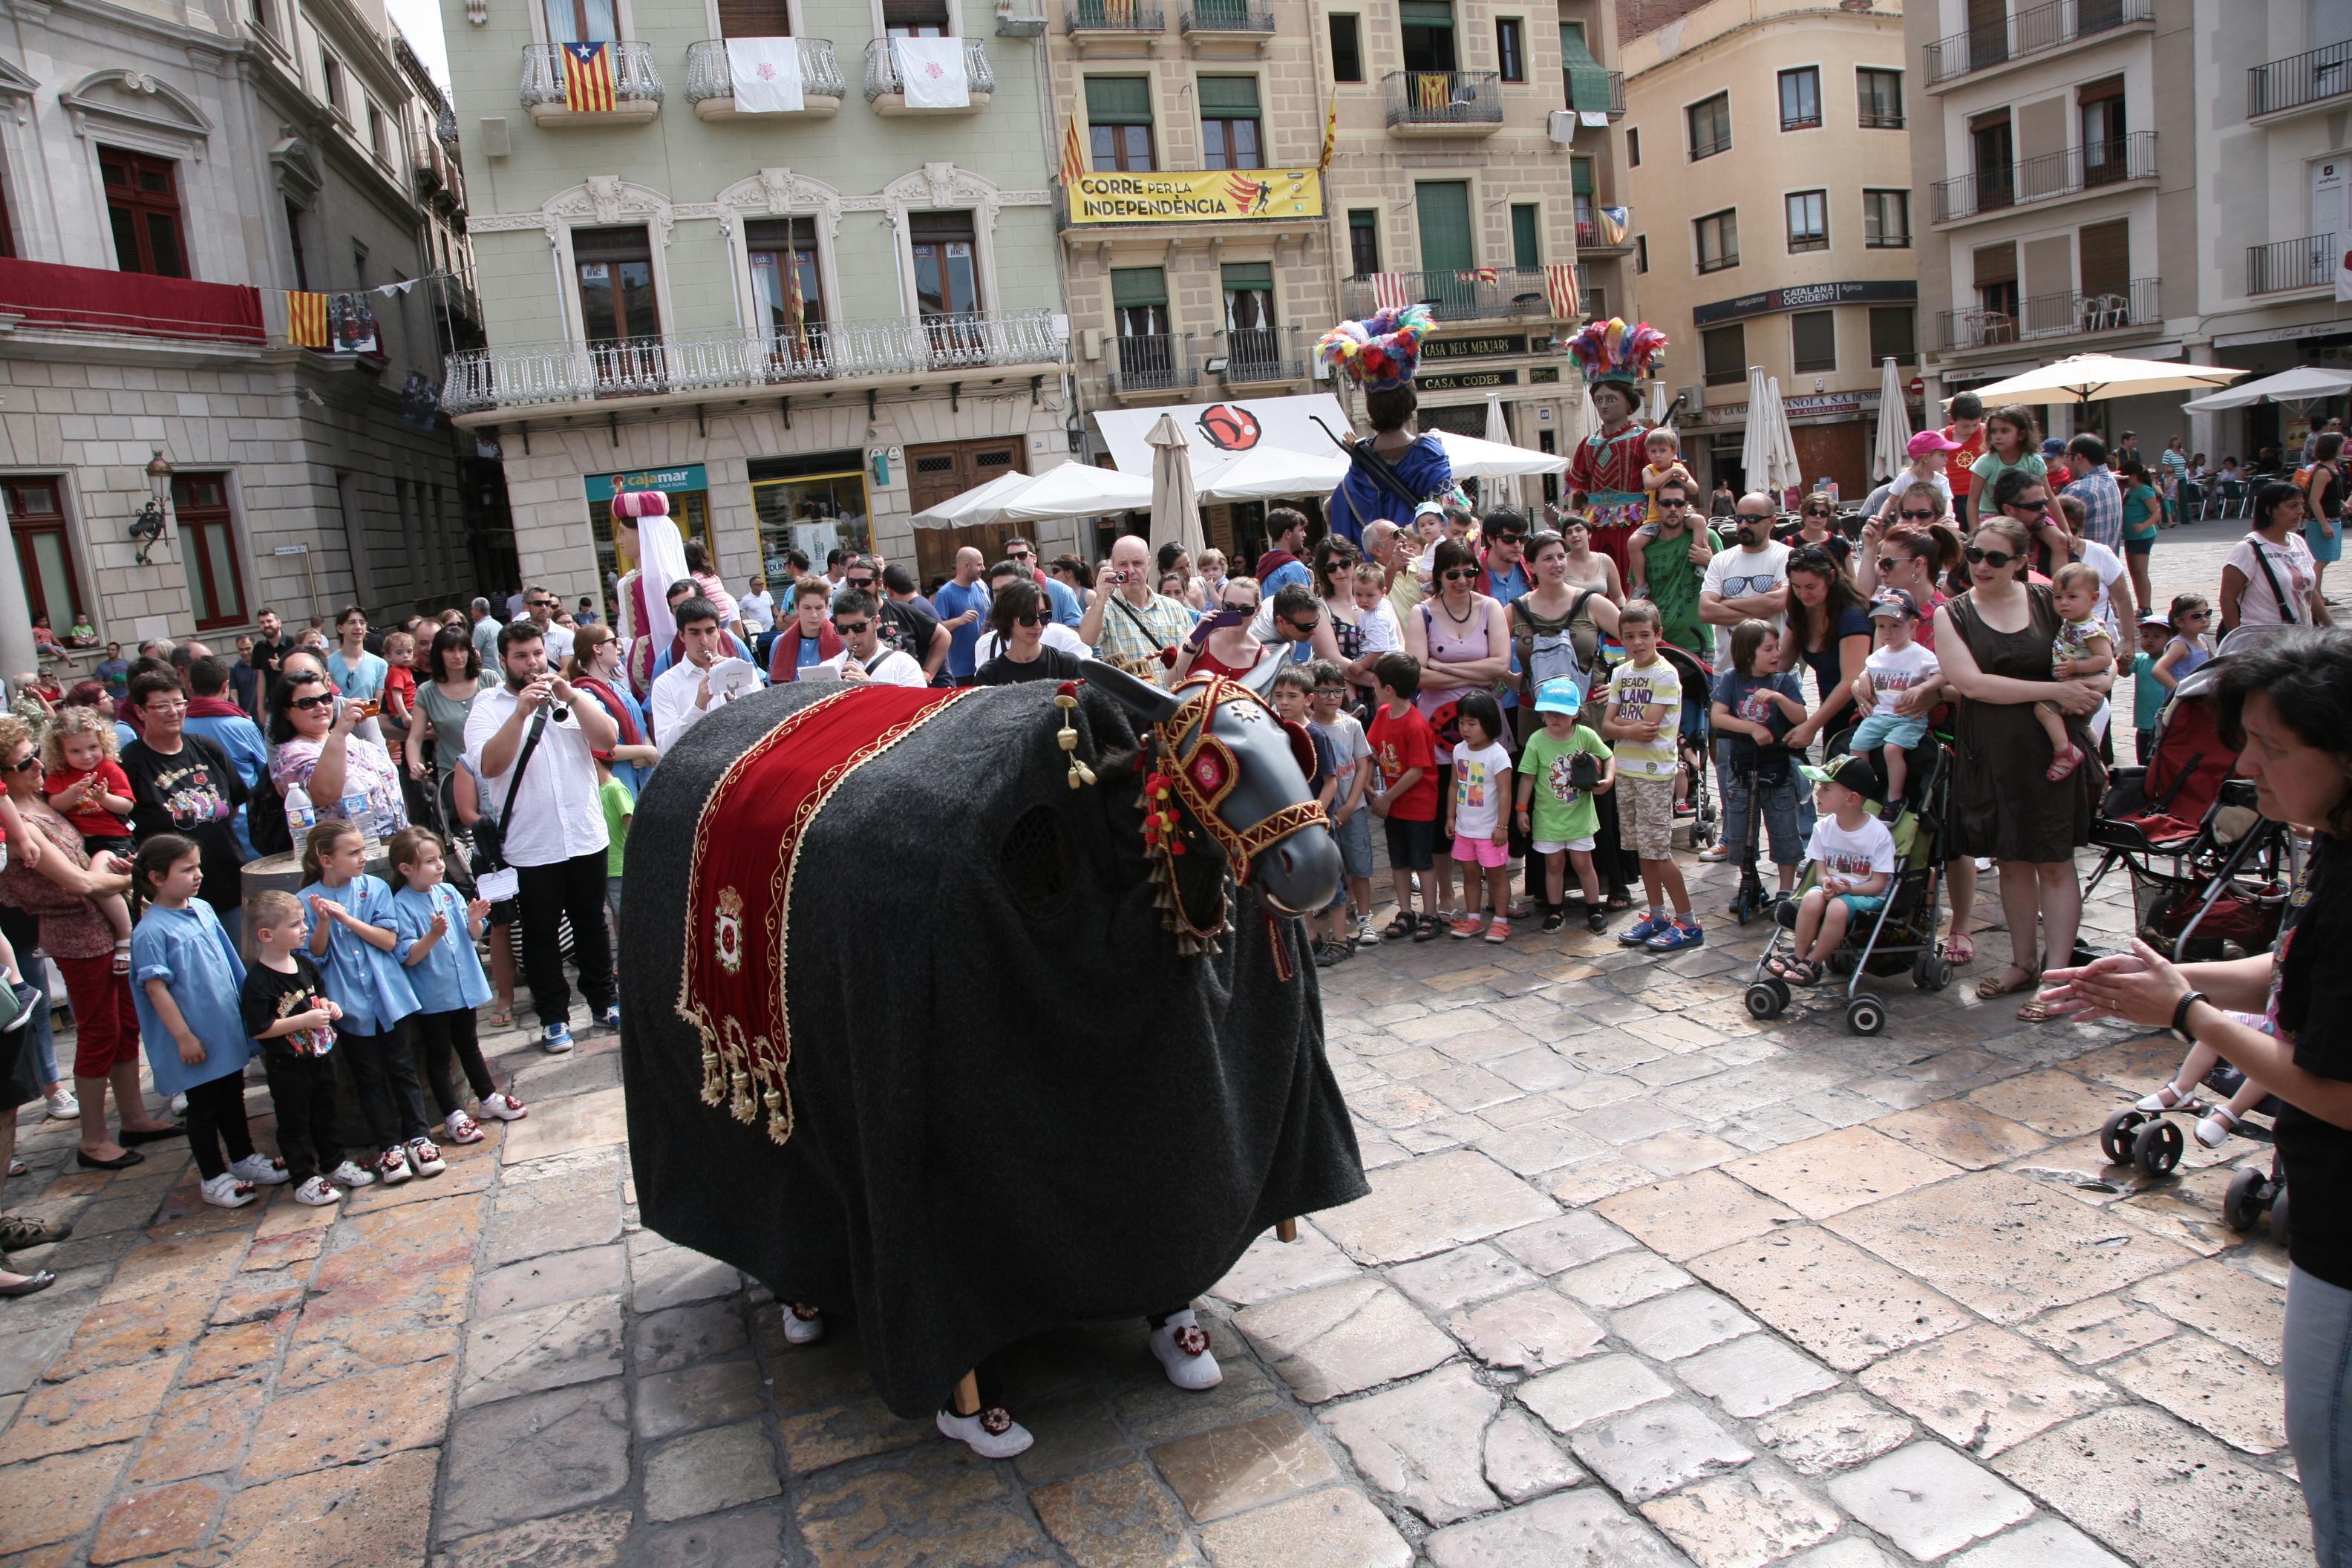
[0,257,264,344]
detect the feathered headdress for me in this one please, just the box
[1567,318,1667,389]
[1316,304,1434,392]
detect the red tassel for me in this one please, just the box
[1265,909,1294,982]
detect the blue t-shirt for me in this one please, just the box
[184,712,270,859]
[1710,668,1806,760]
[328,649,388,702]
[390,882,494,1015]
[2131,651,2168,731]
[1486,560,1530,708]
[934,580,991,679]
[1042,575,1082,629]
[298,873,420,1035]
[131,901,252,1095]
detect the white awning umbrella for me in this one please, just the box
[1871,355,1914,483]
[1433,428,1569,480]
[1961,353,2247,408]
[1146,412,1204,558]
[2181,365,2352,413]
[1194,444,1350,503]
[909,468,1031,527]
[1740,366,1801,502]
[1482,393,1525,512]
[915,462,1153,528]
[1766,376,1803,499]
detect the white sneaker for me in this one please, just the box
[405,1137,448,1177]
[43,1086,78,1120]
[1148,1308,1223,1391]
[781,1304,826,1345]
[199,1172,258,1208]
[293,1175,342,1207]
[229,1153,290,1186]
[443,1111,484,1146]
[935,1405,1033,1459]
[170,1093,189,1117]
[376,1146,413,1185]
[478,1091,529,1121]
[327,1160,377,1188]
[1355,916,1381,947]
[1697,843,1731,863]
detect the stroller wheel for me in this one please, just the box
[2132,1117,2185,1177]
[1845,993,1886,1036]
[1911,953,1952,992]
[2223,1166,2269,1232]
[1745,981,1783,1020]
[2098,1108,2144,1167]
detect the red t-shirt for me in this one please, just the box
[45,760,134,842]
[384,664,417,714]
[1367,702,1440,822]
[1944,424,1987,500]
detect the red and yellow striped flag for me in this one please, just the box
[1059,113,1087,187]
[1319,89,1336,172]
[1544,263,1580,321]
[562,42,617,112]
[285,290,329,347]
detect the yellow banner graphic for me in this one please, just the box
[1065,169,1323,226]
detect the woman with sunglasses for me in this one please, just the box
[1315,539,1368,686]
[1786,497,1853,576]
[268,669,407,845]
[1857,488,1962,602]
[1173,578,1270,684]
[1933,497,2110,1019]
[1405,539,1514,921]
[1780,548,1874,756]
[976,579,1088,686]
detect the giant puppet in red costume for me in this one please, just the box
[1562,318,1670,577]
[610,488,690,702]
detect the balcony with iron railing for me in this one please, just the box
[518,41,664,125]
[1180,1,1275,36]
[2247,233,2338,295]
[1382,71,1503,134]
[1575,218,1633,253]
[1935,276,2157,353]
[863,36,993,111]
[2250,38,2352,118]
[1342,267,1557,321]
[1923,0,2152,88]
[409,123,465,210]
[1221,326,1305,385]
[441,309,1062,416]
[1107,332,1195,397]
[1065,0,1163,35]
[684,38,846,119]
[1930,131,2155,223]
[1563,68,1625,117]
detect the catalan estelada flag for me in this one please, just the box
[562,42,617,112]
[284,291,330,347]
[1059,113,1086,187]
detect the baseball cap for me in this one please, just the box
[1534,676,1584,715]
[1414,500,1446,520]
[2040,437,2068,458]
[2140,612,2172,629]
[1868,588,1921,621]
[1798,754,1881,795]
[1907,429,1962,457]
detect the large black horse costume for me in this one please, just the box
[619,666,1367,1419]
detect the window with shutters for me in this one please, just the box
[1329,14,1362,81]
[1112,267,1168,337]
[1868,306,1915,367]
[1399,0,1454,74]
[100,146,187,278]
[1702,324,1745,387]
[1687,92,1730,160]
[173,473,247,630]
[1086,77,1155,171]
[1786,190,1827,252]
[1200,76,1262,170]
[1790,310,1835,374]
[1571,156,1594,229]
[718,0,791,34]
[1856,67,1902,128]
[1777,67,1820,131]
[4,479,83,628]
[1224,261,1280,376]
[1863,189,1909,249]
[2077,218,2130,303]
[1973,240,2018,324]
[2078,76,2126,187]
[1495,17,1524,82]
[912,211,980,316]
[1510,204,1539,269]
[1693,208,1738,273]
[1970,110,2013,212]
[883,0,950,37]
[747,216,824,348]
[1414,180,1473,273]
[1348,209,1379,275]
[1561,21,1611,115]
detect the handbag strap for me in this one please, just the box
[497,706,551,829]
[2246,534,2299,625]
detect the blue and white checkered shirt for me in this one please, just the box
[2063,471,2125,552]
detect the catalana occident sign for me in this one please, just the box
[1691,279,1916,327]
[585,464,708,503]
[1066,169,1323,225]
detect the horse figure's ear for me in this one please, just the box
[1080,660,1183,726]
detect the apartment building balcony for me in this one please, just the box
[2249,39,2352,120]
[440,309,1062,417]
[1065,0,1163,46]
[519,42,664,126]
[1922,0,2152,90]
[1342,267,1555,322]
[1935,276,2157,354]
[1930,131,2155,225]
[1219,326,1304,386]
[1382,71,1503,135]
[0,258,265,347]
[2247,233,2338,295]
[862,37,993,112]
[684,38,845,120]
[1106,332,1196,398]
[1179,1,1275,42]
[1575,216,1634,254]
[410,123,465,212]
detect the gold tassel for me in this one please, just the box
[699,1045,724,1107]
[729,1068,754,1123]
[1055,693,1093,790]
[763,1085,788,1145]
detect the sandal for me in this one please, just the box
[1382,913,1417,941]
[1783,958,1823,986]
[2195,1107,2240,1149]
[2015,994,2057,1022]
[1411,913,1443,944]
[2135,1083,2190,1114]
[1975,966,2039,1001]
[1944,933,1976,967]
[111,938,130,976]
[488,1005,514,1029]
[2045,743,2083,783]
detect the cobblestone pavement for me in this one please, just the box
[0,517,2332,1567]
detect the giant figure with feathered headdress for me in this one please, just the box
[1563,318,1669,576]
[1316,305,1454,549]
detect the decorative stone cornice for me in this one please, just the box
[468,164,1049,239]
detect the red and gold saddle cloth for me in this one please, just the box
[676,685,975,1145]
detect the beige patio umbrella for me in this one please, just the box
[1961,353,2247,409]
[1146,411,1205,559]
[1871,356,1913,484]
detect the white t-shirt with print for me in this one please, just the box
[1449,739,1514,838]
[1702,541,1792,632]
[1806,812,1896,886]
[1861,641,1939,717]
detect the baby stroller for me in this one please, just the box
[2080,634,2292,963]
[1745,731,1951,1036]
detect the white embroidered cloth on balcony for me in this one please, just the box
[725,37,805,111]
[892,36,969,107]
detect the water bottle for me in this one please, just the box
[341,791,373,851]
[285,780,316,839]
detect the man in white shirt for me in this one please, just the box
[1699,495,1793,634]
[466,621,618,1054]
[523,587,575,666]
[736,573,778,673]
[650,595,755,746]
[817,590,927,686]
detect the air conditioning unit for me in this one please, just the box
[1677,385,1705,425]
[1546,109,1575,145]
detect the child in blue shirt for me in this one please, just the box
[130,835,283,1208]
[1708,619,1813,904]
[300,817,442,1186]
[388,826,525,1147]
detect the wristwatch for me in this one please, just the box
[2170,990,2208,1045]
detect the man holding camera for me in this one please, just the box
[466,621,618,1054]
[1079,535,1195,681]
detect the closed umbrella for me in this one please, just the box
[1763,376,1802,503]
[1740,366,1801,503]
[1483,392,1524,512]
[1871,356,1913,484]
[1146,412,1204,558]
[1962,353,2246,408]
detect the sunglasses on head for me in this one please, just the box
[1900,508,1938,520]
[1964,546,2018,569]
[1442,567,1479,582]
[833,619,870,635]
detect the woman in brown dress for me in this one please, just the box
[1932,507,2111,1018]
